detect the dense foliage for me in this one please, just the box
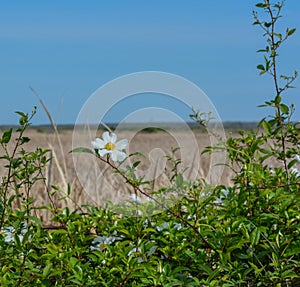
[0,1,299,286]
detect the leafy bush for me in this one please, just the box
[0,1,299,286]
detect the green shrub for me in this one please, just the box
[0,1,299,286]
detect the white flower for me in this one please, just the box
[156,221,169,232]
[128,247,141,257]
[1,226,14,243]
[1,223,28,243]
[155,221,182,232]
[90,234,122,251]
[215,188,229,204]
[92,131,128,162]
[174,222,183,231]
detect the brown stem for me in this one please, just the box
[266,1,290,186]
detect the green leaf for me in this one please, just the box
[164,280,185,287]
[279,104,289,115]
[260,148,272,155]
[69,147,94,154]
[43,263,52,277]
[256,3,267,8]
[118,228,130,236]
[285,247,300,257]
[18,113,28,126]
[197,264,213,275]
[14,233,21,249]
[273,32,282,41]
[1,128,12,144]
[207,267,221,281]
[287,28,296,36]
[70,257,79,268]
[258,104,268,108]
[248,262,265,276]
[257,48,267,53]
[15,111,26,117]
[273,4,281,9]
[274,95,282,104]
[26,216,42,226]
[257,64,265,71]
[173,266,191,273]
[51,184,60,190]
[260,213,280,220]
[175,174,183,187]
[262,120,272,135]
[20,136,30,144]
[251,227,261,245]
[129,151,145,158]
[132,161,141,168]
[264,22,272,28]
[52,229,68,236]
[288,159,298,169]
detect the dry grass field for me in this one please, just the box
[1,126,233,222]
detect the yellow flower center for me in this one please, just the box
[105,142,115,151]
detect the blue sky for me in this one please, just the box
[0,0,299,125]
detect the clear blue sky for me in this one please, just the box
[0,0,299,125]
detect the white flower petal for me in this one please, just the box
[102,131,111,144]
[110,133,117,144]
[295,154,300,163]
[92,138,105,150]
[111,150,127,162]
[98,149,110,157]
[116,139,128,150]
